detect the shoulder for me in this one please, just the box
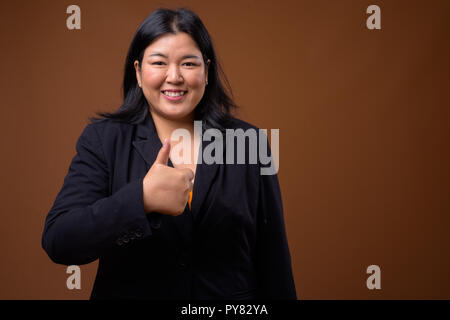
[225,116,270,143]
[76,118,136,162]
[226,116,260,132]
[81,118,135,144]
[88,118,134,137]
[226,116,278,175]
[75,118,137,167]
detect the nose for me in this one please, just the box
[166,63,183,83]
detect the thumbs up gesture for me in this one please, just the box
[142,139,194,216]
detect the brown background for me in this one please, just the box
[0,0,449,299]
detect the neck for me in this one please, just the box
[150,109,195,143]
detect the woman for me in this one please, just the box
[42,7,297,300]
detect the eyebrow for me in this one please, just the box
[148,52,201,60]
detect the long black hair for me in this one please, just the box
[90,7,237,131]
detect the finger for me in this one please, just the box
[154,138,171,165]
[187,180,193,192]
[181,168,194,181]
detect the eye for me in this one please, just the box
[183,62,197,67]
[152,61,165,65]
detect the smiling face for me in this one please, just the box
[134,32,210,122]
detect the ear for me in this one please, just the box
[134,60,142,87]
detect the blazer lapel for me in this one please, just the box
[131,112,192,244]
[190,137,220,219]
[131,112,220,221]
[132,112,162,170]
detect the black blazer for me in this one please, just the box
[42,112,297,300]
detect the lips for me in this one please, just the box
[161,89,187,92]
[161,90,187,101]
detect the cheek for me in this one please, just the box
[186,72,205,88]
[142,69,164,88]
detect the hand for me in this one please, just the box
[142,139,194,215]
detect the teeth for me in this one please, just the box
[163,91,185,97]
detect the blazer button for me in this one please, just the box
[150,218,161,229]
[179,255,188,268]
[135,229,143,238]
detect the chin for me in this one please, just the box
[166,113,191,121]
[159,108,194,121]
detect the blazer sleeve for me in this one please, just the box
[255,144,297,299]
[42,124,152,266]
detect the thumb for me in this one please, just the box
[154,138,171,165]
